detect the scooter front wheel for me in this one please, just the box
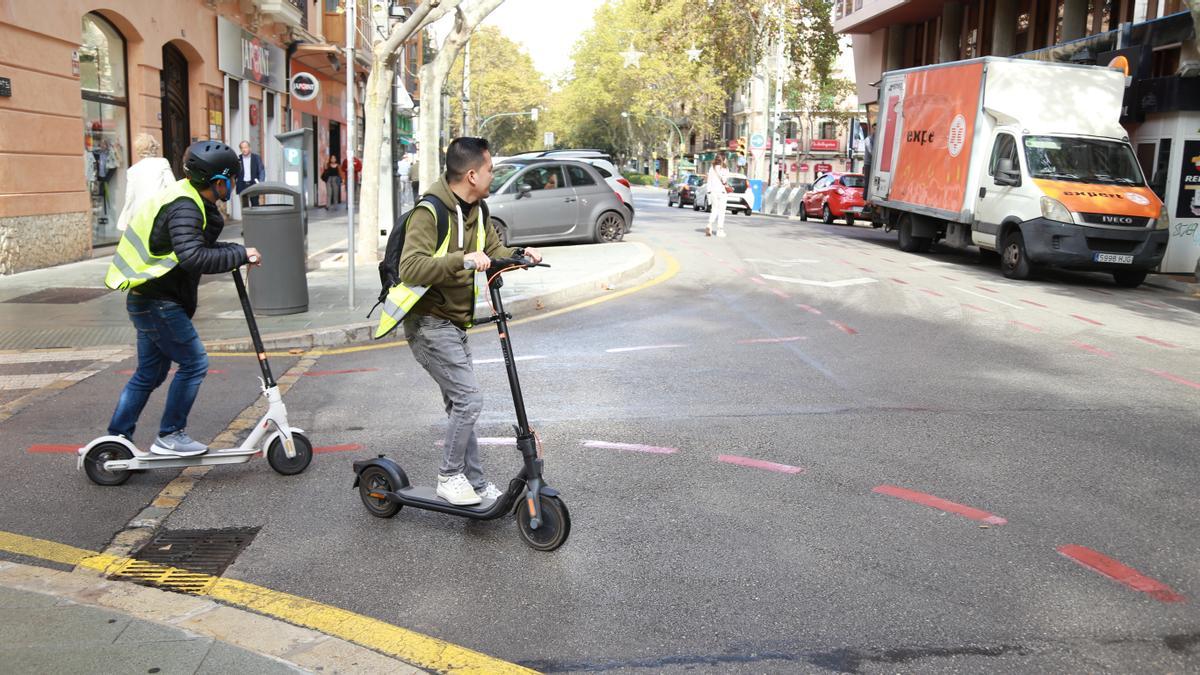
[516,495,570,551]
[84,442,133,486]
[267,432,313,476]
[358,466,402,518]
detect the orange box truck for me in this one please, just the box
[867,57,1169,287]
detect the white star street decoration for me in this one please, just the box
[686,44,702,62]
[621,42,644,68]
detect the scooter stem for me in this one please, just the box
[231,268,276,389]
[487,278,530,434]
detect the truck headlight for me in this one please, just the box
[1040,197,1073,224]
[1154,204,1169,230]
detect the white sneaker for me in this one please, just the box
[151,431,208,457]
[475,482,503,501]
[717,229,727,238]
[437,473,482,505]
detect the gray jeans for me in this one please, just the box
[403,314,486,489]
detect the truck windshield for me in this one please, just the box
[1022,136,1145,186]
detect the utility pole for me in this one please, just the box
[462,39,471,135]
[345,0,356,308]
[767,6,785,186]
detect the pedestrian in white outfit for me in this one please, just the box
[116,134,175,232]
[706,155,729,237]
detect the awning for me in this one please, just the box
[292,43,371,80]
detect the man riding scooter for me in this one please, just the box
[104,140,262,457]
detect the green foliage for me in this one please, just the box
[624,173,657,185]
[446,26,550,154]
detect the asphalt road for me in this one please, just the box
[4,190,1199,672]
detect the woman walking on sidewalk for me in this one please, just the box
[706,155,729,238]
[322,155,341,209]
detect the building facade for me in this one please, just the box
[0,0,366,275]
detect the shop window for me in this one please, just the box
[1151,46,1181,78]
[80,13,129,247]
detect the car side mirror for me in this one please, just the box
[995,158,1021,187]
[517,183,533,198]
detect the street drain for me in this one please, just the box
[116,527,260,586]
[3,287,112,304]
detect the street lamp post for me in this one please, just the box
[475,108,538,140]
[622,111,684,179]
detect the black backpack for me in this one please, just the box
[370,195,488,315]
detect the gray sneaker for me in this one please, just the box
[151,430,208,457]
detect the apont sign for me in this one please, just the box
[290,72,319,101]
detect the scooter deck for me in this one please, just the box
[395,485,497,513]
[105,448,259,471]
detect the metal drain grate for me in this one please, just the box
[3,287,112,304]
[123,527,259,578]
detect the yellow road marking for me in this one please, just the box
[0,529,537,674]
[209,249,678,358]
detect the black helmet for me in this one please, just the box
[182,140,239,187]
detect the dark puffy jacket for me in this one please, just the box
[135,196,248,317]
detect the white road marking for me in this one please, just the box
[0,348,125,365]
[760,274,879,288]
[950,287,1024,309]
[472,355,545,365]
[0,373,71,391]
[605,344,688,353]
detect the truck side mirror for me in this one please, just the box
[995,158,1021,187]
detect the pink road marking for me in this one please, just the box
[732,266,745,274]
[1020,299,1048,308]
[1135,336,1179,349]
[771,288,790,300]
[881,257,897,263]
[839,259,855,266]
[304,368,379,377]
[117,369,225,376]
[583,440,678,454]
[829,320,858,335]
[1070,341,1114,358]
[890,278,909,285]
[940,275,960,281]
[1057,545,1185,602]
[737,336,807,344]
[750,276,767,285]
[962,303,990,313]
[797,304,822,315]
[919,288,944,297]
[873,485,1007,525]
[717,454,805,474]
[702,250,714,258]
[27,444,80,454]
[314,443,363,454]
[975,285,999,294]
[1087,287,1114,296]
[1142,369,1200,390]
[857,267,875,273]
[1136,299,1168,309]
[1009,320,1042,333]
[1071,314,1104,326]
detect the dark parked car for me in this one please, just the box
[667,174,703,207]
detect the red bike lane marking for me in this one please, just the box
[890,278,909,285]
[1009,320,1042,332]
[1135,336,1179,349]
[1070,341,1114,358]
[828,320,858,335]
[962,303,990,313]
[1057,545,1185,603]
[797,304,822,315]
[1142,369,1200,390]
[919,289,944,297]
[314,443,363,454]
[27,444,80,454]
[1020,299,1048,308]
[582,440,678,454]
[872,485,1008,525]
[770,288,790,300]
[717,454,805,474]
[1071,314,1104,326]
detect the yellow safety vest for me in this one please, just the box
[375,202,487,339]
[104,179,206,291]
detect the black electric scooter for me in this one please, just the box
[351,256,570,551]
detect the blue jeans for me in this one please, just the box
[108,294,209,440]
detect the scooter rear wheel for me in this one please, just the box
[84,442,133,486]
[358,466,402,518]
[267,432,313,476]
[516,495,570,551]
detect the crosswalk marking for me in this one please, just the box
[0,373,72,391]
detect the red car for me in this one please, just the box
[800,172,866,226]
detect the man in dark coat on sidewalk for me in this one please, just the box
[236,141,266,206]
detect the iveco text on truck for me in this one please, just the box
[867,57,1169,287]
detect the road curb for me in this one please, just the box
[0,560,426,674]
[203,243,657,353]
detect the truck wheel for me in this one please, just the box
[897,215,931,253]
[1112,270,1148,288]
[1001,231,1034,280]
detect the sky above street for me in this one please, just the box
[480,0,607,77]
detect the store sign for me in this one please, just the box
[290,72,320,101]
[814,163,833,173]
[799,163,810,171]
[727,140,739,150]
[217,17,286,92]
[810,139,839,152]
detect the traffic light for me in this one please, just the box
[737,137,747,155]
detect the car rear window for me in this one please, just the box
[728,177,748,192]
[840,175,865,188]
[592,164,612,178]
[687,175,703,186]
[567,164,596,186]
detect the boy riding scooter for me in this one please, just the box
[104,140,262,456]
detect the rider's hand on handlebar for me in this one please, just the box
[464,251,491,272]
[245,247,263,266]
[521,247,543,264]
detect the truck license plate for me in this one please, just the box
[1093,253,1133,264]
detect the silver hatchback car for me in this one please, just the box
[487,160,627,245]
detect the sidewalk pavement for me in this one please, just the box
[0,208,656,352]
[0,559,424,674]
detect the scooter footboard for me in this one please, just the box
[351,456,410,490]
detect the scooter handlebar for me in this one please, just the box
[463,255,549,271]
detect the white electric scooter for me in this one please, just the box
[78,268,312,486]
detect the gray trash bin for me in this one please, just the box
[240,182,308,315]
